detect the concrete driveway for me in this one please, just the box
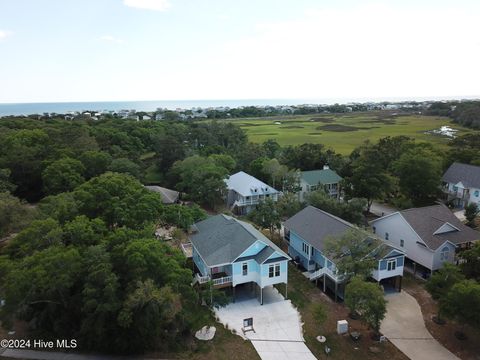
[214,286,316,360]
[381,291,460,360]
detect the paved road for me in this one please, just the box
[370,201,397,217]
[381,291,460,360]
[215,286,316,360]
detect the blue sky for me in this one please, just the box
[1,0,479,103]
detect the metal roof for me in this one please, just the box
[301,169,342,186]
[225,171,279,197]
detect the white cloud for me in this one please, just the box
[0,30,12,41]
[99,35,123,43]
[123,0,171,11]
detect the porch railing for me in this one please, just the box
[194,274,232,286]
[309,266,344,282]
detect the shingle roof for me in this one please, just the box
[301,169,342,186]
[189,214,289,267]
[225,171,279,197]
[398,204,480,250]
[284,205,356,251]
[442,162,480,189]
[370,243,404,261]
[145,185,179,204]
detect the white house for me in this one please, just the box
[371,204,479,274]
[442,162,480,208]
[225,171,279,215]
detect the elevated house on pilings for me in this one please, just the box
[284,206,405,301]
[183,214,290,304]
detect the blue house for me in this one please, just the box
[284,206,404,300]
[189,214,290,304]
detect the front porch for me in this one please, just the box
[194,272,233,288]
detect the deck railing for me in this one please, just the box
[195,274,232,286]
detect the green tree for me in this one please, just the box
[79,151,112,179]
[306,190,366,225]
[262,158,287,189]
[108,158,141,178]
[393,146,443,205]
[63,215,107,247]
[6,218,63,258]
[73,172,163,229]
[0,192,36,237]
[345,276,387,335]
[344,145,394,212]
[460,242,480,281]
[209,154,236,172]
[324,229,378,280]
[0,168,16,193]
[171,156,228,208]
[464,203,479,226]
[79,245,120,350]
[425,263,465,321]
[42,157,85,195]
[441,280,480,333]
[248,198,281,238]
[39,192,79,224]
[0,129,50,200]
[276,192,305,218]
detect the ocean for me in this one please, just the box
[0,99,317,117]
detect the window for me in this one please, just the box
[302,242,310,255]
[400,239,404,247]
[440,247,450,261]
[269,263,281,278]
[475,190,479,197]
[387,259,396,271]
[242,262,248,276]
[385,232,389,240]
[453,185,458,192]
[372,226,376,234]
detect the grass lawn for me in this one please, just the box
[227,111,475,155]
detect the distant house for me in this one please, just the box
[299,166,342,201]
[188,214,290,304]
[225,171,279,215]
[285,206,404,300]
[371,204,480,274]
[145,185,180,204]
[442,162,480,208]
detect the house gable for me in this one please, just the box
[234,240,267,260]
[433,222,459,235]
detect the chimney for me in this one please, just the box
[323,164,329,170]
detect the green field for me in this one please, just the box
[228,112,474,154]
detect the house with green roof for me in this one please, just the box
[299,165,342,201]
[188,214,290,304]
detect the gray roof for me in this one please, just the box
[398,204,480,250]
[442,162,480,189]
[189,214,289,267]
[284,205,356,251]
[145,185,179,204]
[370,243,404,261]
[225,171,279,197]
